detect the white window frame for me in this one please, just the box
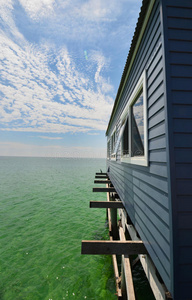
[121,70,148,166]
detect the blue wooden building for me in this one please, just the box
[106,0,192,299]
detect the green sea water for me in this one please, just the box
[0,157,116,300]
[0,156,155,300]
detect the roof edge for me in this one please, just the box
[106,0,155,136]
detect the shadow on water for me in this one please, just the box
[132,258,156,300]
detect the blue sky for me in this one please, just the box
[0,0,142,158]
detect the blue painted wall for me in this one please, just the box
[107,0,172,293]
[161,0,192,299]
[106,0,192,298]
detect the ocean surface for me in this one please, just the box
[0,157,155,300]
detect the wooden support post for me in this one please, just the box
[112,254,122,299]
[121,261,126,300]
[122,255,135,300]
[108,204,122,298]
[108,208,112,234]
[106,205,108,220]
[106,187,110,220]
[87,179,123,297]
[81,240,147,255]
[93,187,116,193]
[90,201,124,209]
[125,221,169,300]
[111,208,118,240]
[119,226,136,300]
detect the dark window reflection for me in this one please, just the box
[122,117,129,156]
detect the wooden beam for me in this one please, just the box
[93,187,116,193]
[94,180,111,184]
[90,201,124,209]
[95,172,107,175]
[81,240,147,255]
[95,175,108,179]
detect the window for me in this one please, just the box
[121,71,148,166]
[111,130,116,153]
[107,140,110,159]
[122,117,129,156]
[110,122,126,160]
[131,91,144,157]
[111,128,117,160]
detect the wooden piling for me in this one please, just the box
[119,227,136,300]
[81,172,149,299]
[108,199,122,298]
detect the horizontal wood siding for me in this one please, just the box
[107,0,172,292]
[164,1,192,298]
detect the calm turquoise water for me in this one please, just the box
[0,157,116,300]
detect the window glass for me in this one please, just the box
[112,131,116,152]
[107,141,110,158]
[131,92,144,157]
[122,117,129,156]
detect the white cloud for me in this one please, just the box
[0,0,142,139]
[0,0,143,159]
[0,30,113,133]
[76,0,120,22]
[25,0,138,44]
[18,0,55,20]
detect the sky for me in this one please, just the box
[0,0,142,158]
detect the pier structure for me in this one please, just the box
[81,173,172,300]
[104,0,192,298]
[82,0,192,298]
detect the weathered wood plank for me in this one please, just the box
[108,208,112,233]
[122,255,136,300]
[81,240,147,255]
[92,187,116,193]
[94,180,111,184]
[112,253,122,298]
[95,175,108,179]
[90,201,124,209]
